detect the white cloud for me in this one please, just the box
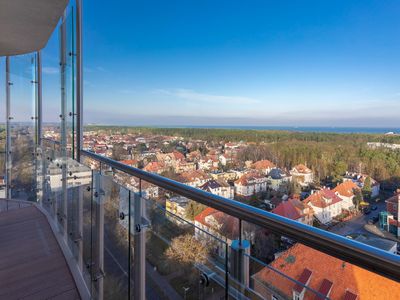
[42,67,59,74]
[155,88,260,104]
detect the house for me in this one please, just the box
[143,161,165,174]
[267,168,292,192]
[272,198,314,226]
[234,171,268,197]
[174,161,197,174]
[251,160,276,175]
[253,243,400,300]
[177,170,210,188]
[380,192,400,238]
[118,159,138,168]
[333,180,360,210]
[303,189,344,224]
[290,164,314,186]
[194,207,239,258]
[343,172,380,198]
[210,171,239,182]
[199,179,234,199]
[165,196,190,224]
[354,235,397,255]
[156,151,184,168]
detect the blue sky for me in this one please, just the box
[42,0,400,127]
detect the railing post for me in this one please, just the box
[5,56,11,200]
[36,51,43,207]
[76,0,83,162]
[94,169,104,300]
[36,51,42,148]
[76,0,85,279]
[134,179,146,300]
[230,219,250,296]
[60,11,68,239]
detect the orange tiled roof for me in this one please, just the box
[273,198,312,221]
[254,243,400,300]
[304,189,342,208]
[333,181,360,198]
[119,159,137,166]
[234,171,264,186]
[194,207,239,240]
[252,160,276,170]
[143,161,164,172]
[292,164,312,174]
[179,170,210,182]
[173,151,185,161]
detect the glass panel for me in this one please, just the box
[0,57,5,200]
[82,168,95,293]
[60,4,76,160]
[8,54,37,201]
[92,172,131,299]
[40,141,63,216]
[66,158,92,260]
[0,151,5,199]
[42,21,62,143]
[141,179,229,299]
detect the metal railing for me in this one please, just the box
[81,149,400,283]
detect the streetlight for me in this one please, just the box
[183,287,190,300]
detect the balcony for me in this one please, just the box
[1,1,400,300]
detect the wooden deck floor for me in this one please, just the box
[0,206,80,300]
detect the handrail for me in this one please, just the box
[42,137,61,145]
[81,149,400,282]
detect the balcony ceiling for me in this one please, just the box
[0,0,69,56]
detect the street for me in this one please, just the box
[329,199,387,236]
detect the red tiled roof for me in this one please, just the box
[234,171,264,185]
[293,268,313,293]
[143,161,164,172]
[252,160,275,170]
[388,219,400,227]
[292,164,312,174]
[194,207,239,240]
[119,159,137,166]
[314,279,333,300]
[334,181,360,198]
[273,199,303,220]
[386,193,400,205]
[343,290,358,300]
[173,151,185,160]
[304,189,342,208]
[179,170,210,183]
[253,243,399,300]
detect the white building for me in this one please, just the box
[303,189,345,224]
[290,164,314,186]
[343,172,380,198]
[333,180,360,210]
[199,179,234,199]
[266,168,292,192]
[234,172,268,197]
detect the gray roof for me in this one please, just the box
[355,235,397,252]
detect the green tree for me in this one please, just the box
[353,189,363,211]
[332,161,347,184]
[185,200,206,220]
[362,176,372,200]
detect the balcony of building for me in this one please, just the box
[1,1,400,300]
